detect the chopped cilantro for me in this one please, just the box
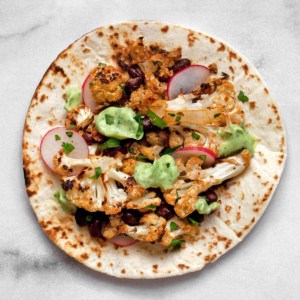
[89,167,102,180]
[199,154,206,161]
[98,138,120,151]
[86,215,93,222]
[166,163,170,168]
[66,131,73,137]
[192,132,200,140]
[163,145,182,155]
[214,113,221,118]
[89,82,94,87]
[170,222,179,231]
[137,154,148,160]
[67,124,76,130]
[134,113,144,139]
[105,114,114,125]
[62,142,74,154]
[55,135,61,141]
[188,217,200,225]
[129,147,135,154]
[147,205,157,211]
[98,62,107,66]
[168,113,176,117]
[167,239,185,251]
[238,91,249,103]
[147,109,167,129]
[175,115,181,122]
[119,84,126,94]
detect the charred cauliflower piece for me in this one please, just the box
[125,177,147,200]
[146,130,169,147]
[126,192,161,210]
[174,152,250,218]
[65,104,94,130]
[161,216,198,247]
[140,145,164,160]
[120,158,137,176]
[89,64,127,106]
[169,131,184,148]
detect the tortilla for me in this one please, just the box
[22,21,286,278]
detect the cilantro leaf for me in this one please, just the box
[62,142,74,154]
[188,217,200,225]
[170,222,179,231]
[66,124,76,130]
[129,147,136,154]
[175,115,181,122]
[214,113,221,118]
[163,145,182,155]
[137,154,148,160]
[86,215,93,222]
[134,113,144,139]
[192,132,200,140]
[119,84,126,94]
[105,114,114,125]
[199,154,206,161]
[238,91,249,103]
[147,109,167,129]
[98,138,120,151]
[66,131,73,137]
[89,82,94,87]
[55,135,61,141]
[98,62,107,66]
[89,167,102,180]
[167,239,185,251]
[147,205,157,211]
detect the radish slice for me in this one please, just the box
[167,65,210,100]
[82,75,98,111]
[173,146,216,167]
[109,234,137,247]
[40,127,89,175]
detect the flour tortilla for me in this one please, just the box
[22,21,286,278]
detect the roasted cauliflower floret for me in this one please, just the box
[126,192,161,210]
[185,156,204,180]
[84,121,105,143]
[65,104,94,130]
[146,130,169,147]
[120,158,137,176]
[174,152,249,218]
[140,145,164,161]
[161,216,197,247]
[130,37,150,63]
[169,131,184,148]
[163,180,193,206]
[125,177,147,200]
[89,64,127,106]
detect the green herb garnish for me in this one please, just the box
[53,190,76,213]
[67,124,76,130]
[147,109,167,129]
[134,113,144,139]
[168,113,176,117]
[147,205,157,211]
[167,239,185,251]
[86,215,93,222]
[192,132,200,140]
[188,217,200,225]
[119,84,126,94]
[199,154,206,161]
[66,132,73,137]
[170,222,179,231]
[137,154,148,160]
[129,147,135,154]
[55,135,61,141]
[238,91,249,103]
[89,82,94,87]
[214,113,221,118]
[62,142,75,154]
[98,62,107,66]
[89,167,102,180]
[98,138,120,151]
[105,114,114,125]
[163,145,182,155]
[175,115,181,122]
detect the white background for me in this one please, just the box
[0,0,299,299]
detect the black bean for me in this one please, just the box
[75,208,89,227]
[102,145,127,157]
[117,59,128,71]
[82,132,95,145]
[88,219,102,238]
[206,190,218,203]
[125,77,144,93]
[142,116,155,130]
[172,58,191,73]
[127,64,144,79]
[156,203,174,219]
[122,209,141,226]
[61,179,74,191]
[188,211,205,223]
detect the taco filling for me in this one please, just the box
[40,38,256,250]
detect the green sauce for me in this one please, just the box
[217,124,256,157]
[95,107,143,140]
[134,155,179,190]
[195,197,220,215]
[53,190,77,213]
[64,85,82,111]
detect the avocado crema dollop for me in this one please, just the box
[64,85,82,111]
[95,107,143,140]
[217,124,256,157]
[134,155,179,190]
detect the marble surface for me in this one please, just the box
[1,0,299,299]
